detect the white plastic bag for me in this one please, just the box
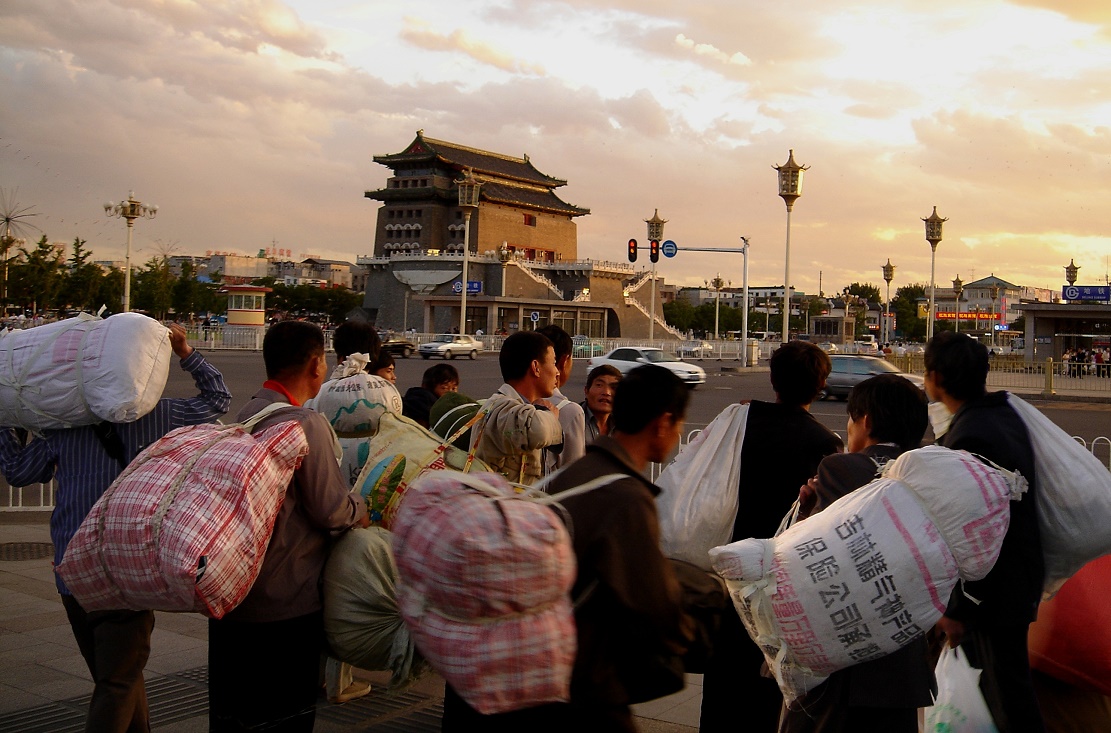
[655,404,748,570]
[1006,393,1111,597]
[924,646,999,733]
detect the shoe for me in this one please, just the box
[328,679,372,704]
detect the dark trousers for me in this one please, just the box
[961,622,1046,733]
[61,594,155,733]
[442,683,575,733]
[208,611,324,733]
[699,606,782,733]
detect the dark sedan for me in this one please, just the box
[377,333,417,358]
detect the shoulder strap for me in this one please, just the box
[239,402,301,433]
[91,421,128,470]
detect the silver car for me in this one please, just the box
[418,334,483,360]
[821,355,924,400]
[587,347,706,386]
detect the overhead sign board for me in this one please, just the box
[452,280,482,295]
[1063,285,1110,301]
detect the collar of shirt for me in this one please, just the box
[262,380,300,407]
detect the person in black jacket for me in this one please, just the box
[779,374,933,733]
[925,331,1045,733]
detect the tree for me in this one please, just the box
[663,298,696,333]
[9,236,66,314]
[64,237,104,312]
[892,283,928,341]
[95,269,125,315]
[844,282,882,303]
[132,256,175,319]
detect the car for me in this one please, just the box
[572,334,605,358]
[821,355,925,400]
[377,332,417,358]
[418,334,483,360]
[587,346,706,386]
[677,341,714,358]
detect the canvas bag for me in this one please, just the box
[1005,393,1111,597]
[56,403,309,618]
[655,403,748,570]
[0,313,172,431]
[709,447,1017,703]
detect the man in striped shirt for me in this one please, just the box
[0,323,231,733]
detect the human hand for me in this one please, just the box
[934,615,965,648]
[168,323,193,360]
[798,477,818,516]
[534,398,559,417]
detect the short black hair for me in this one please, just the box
[421,363,459,390]
[586,364,622,388]
[499,331,554,382]
[332,321,380,363]
[847,374,928,452]
[264,321,325,380]
[536,324,573,364]
[770,341,831,407]
[372,351,395,373]
[925,331,989,402]
[612,365,689,435]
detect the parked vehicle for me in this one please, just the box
[587,347,706,386]
[821,355,924,400]
[418,334,483,360]
[677,341,714,358]
[572,334,605,358]
[377,332,417,358]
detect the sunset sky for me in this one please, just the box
[2,0,1110,298]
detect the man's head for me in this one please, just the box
[770,341,831,407]
[584,364,622,417]
[612,365,689,463]
[263,320,328,397]
[372,352,396,384]
[332,320,380,363]
[536,325,574,388]
[924,331,989,404]
[421,363,459,398]
[846,374,928,453]
[499,331,559,399]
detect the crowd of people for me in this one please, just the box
[1,316,1106,733]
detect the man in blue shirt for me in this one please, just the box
[0,322,231,733]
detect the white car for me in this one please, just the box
[418,334,483,360]
[676,341,714,358]
[587,347,707,386]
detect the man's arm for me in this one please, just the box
[166,345,233,428]
[482,397,563,453]
[0,429,57,487]
[296,413,368,532]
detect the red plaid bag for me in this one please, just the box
[391,471,576,714]
[57,404,308,618]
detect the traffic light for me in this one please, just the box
[649,239,660,263]
[627,239,637,262]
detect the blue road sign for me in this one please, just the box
[530,311,540,323]
[662,240,678,258]
[452,280,482,294]
[1063,285,1110,301]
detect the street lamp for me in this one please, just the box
[1065,258,1080,287]
[882,259,896,344]
[775,150,808,345]
[951,275,963,335]
[922,206,947,341]
[842,287,864,342]
[740,236,751,367]
[104,191,158,313]
[456,170,481,336]
[645,209,667,342]
[705,274,730,341]
[989,282,1000,349]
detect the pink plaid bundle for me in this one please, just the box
[392,471,576,714]
[57,418,308,618]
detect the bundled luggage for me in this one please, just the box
[56,404,308,618]
[710,446,1020,702]
[392,471,577,714]
[0,313,172,431]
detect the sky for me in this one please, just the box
[2,0,1110,298]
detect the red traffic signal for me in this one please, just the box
[649,239,660,263]
[628,239,637,262]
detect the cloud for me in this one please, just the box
[674,33,751,66]
[399,17,546,76]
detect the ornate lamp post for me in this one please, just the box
[775,150,807,344]
[842,287,864,342]
[882,259,896,344]
[1065,259,1080,288]
[740,236,751,367]
[645,209,667,342]
[922,206,947,341]
[951,274,963,334]
[104,191,158,313]
[989,282,1000,349]
[456,170,481,335]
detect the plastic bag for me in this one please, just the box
[656,403,748,569]
[924,646,999,733]
[1005,394,1111,597]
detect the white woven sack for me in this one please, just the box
[1006,393,1111,597]
[656,403,748,570]
[0,313,171,431]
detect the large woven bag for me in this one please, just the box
[56,404,308,618]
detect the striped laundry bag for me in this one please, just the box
[57,403,308,618]
[391,469,622,714]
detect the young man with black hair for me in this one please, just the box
[470,330,562,485]
[402,363,459,428]
[330,320,380,369]
[701,340,843,733]
[779,373,933,733]
[537,324,586,469]
[582,364,622,441]
[925,331,1045,733]
[547,364,695,732]
[208,320,368,733]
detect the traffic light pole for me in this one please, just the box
[669,240,752,366]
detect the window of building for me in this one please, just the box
[524,214,537,227]
[578,311,603,338]
[553,310,576,334]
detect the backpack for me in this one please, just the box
[56,403,308,618]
